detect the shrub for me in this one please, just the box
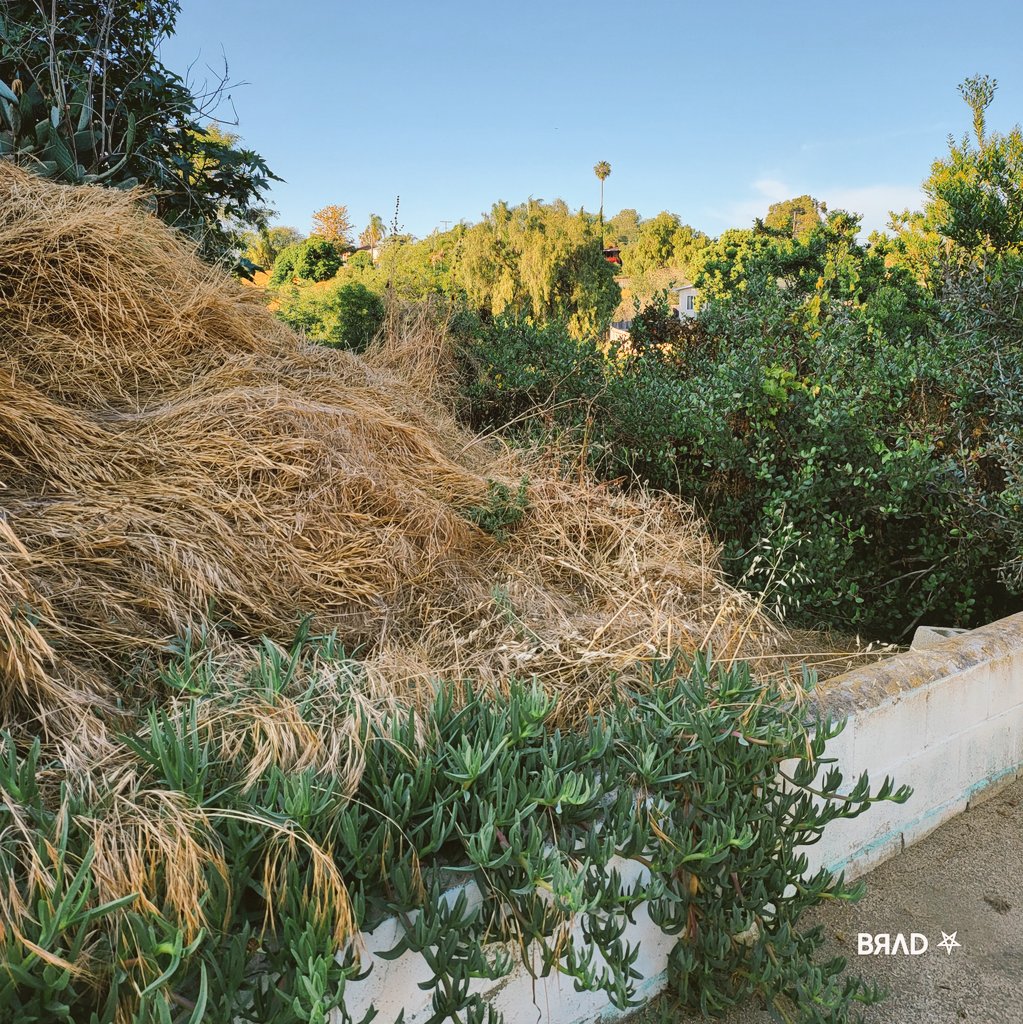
[453,281,1022,639]
[275,281,385,351]
[269,238,342,285]
[0,633,907,1023]
[627,293,685,354]
[326,282,386,351]
[461,477,530,540]
[674,281,1014,636]
[454,310,609,436]
[268,241,303,285]
[295,238,343,282]
[347,249,374,270]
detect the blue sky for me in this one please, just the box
[162,0,1023,240]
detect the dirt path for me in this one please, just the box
[680,776,1023,1024]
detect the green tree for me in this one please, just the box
[347,249,374,271]
[764,195,823,240]
[243,225,305,270]
[296,239,342,281]
[622,211,709,279]
[960,73,998,147]
[451,198,619,337]
[878,76,1023,284]
[0,0,277,264]
[692,209,883,304]
[911,75,1023,596]
[869,210,944,288]
[277,280,385,351]
[923,75,1023,257]
[359,213,387,249]
[605,208,642,247]
[270,238,342,284]
[627,294,685,354]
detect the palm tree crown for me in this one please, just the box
[594,161,612,236]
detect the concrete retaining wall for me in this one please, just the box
[804,611,1023,880]
[337,612,1023,1023]
[340,860,674,1024]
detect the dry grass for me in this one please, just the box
[0,166,887,974]
[0,162,821,742]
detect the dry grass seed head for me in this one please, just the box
[88,787,226,943]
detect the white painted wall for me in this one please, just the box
[675,285,699,319]
[336,612,1023,1023]
[802,612,1023,879]
[339,860,673,1024]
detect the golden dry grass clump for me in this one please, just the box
[0,167,897,992]
[0,162,801,743]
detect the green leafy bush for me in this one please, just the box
[275,281,386,351]
[628,293,686,353]
[0,633,906,1023]
[461,477,530,540]
[269,238,342,285]
[0,2,277,265]
[297,239,343,282]
[268,241,302,285]
[455,232,1021,638]
[454,310,610,435]
[346,250,373,271]
[325,282,386,351]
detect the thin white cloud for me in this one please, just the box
[750,178,791,202]
[823,184,924,234]
[706,179,923,236]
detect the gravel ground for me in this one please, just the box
[659,776,1023,1024]
[800,777,1023,1024]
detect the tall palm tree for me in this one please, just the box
[360,213,387,249]
[593,161,611,240]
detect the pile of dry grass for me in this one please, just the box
[0,163,868,745]
[0,167,900,991]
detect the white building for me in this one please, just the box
[609,320,632,342]
[673,282,699,319]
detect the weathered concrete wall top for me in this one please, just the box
[813,611,1023,716]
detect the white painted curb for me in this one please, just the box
[804,611,1023,880]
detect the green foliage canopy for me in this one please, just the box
[0,1,278,264]
[276,281,386,352]
[270,238,342,284]
[605,208,642,246]
[764,195,823,241]
[242,225,305,271]
[621,211,709,280]
[925,78,1023,256]
[450,198,620,337]
[457,163,1016,637]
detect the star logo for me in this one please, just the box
[937,931,961,955]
